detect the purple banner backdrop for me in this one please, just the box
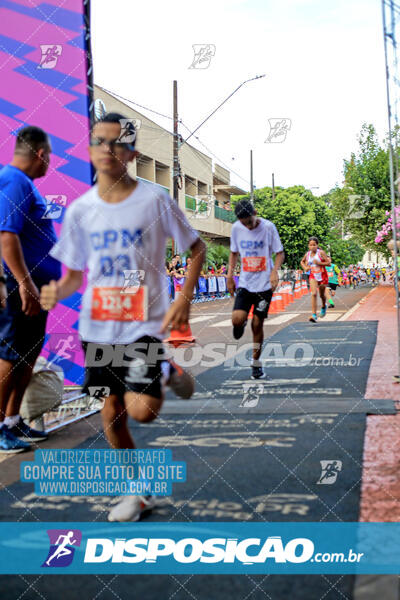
[0,0,93,384]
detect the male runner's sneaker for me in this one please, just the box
[166,360,194,399]
[309,314,317,323]
[233,320,247,340]
[251,365,265,380]
[0,426,30,453]
[108,495,156,522]
[320,307,327,318]
[7,417,48,442]
[328,299,335,308]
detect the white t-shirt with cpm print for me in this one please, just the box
[50,180,199,344]
[230,217,283,292]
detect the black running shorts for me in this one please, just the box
[328,282,338,291]
[233,287,273,319]
[81,335,165,399]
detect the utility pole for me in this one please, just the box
[172,80,179,255]
[250,149,254,204]
[272,172,275,202]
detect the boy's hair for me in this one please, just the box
[308,236,319,244]
[234,199,255,219]
[93,112,136,147]
[15,126,49,156]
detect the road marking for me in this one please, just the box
[284,339,362,344]
[210,319,232,328]
[222,378,320,386]
[210,313,300,328]
[319,313,341,321]
[190,315,214,324]
[265,314,300,325]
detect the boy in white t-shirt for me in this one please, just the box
[227,199,284,379]
[40,113,206,521]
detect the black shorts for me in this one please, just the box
[233,287,273,319]
[81,335,165,399]
[0,278,48,365]
[328,282,338,291]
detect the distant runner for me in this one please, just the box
[300,237,331,323]
[325,260,339,308]
[227,199,284,380]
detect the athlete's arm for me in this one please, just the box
[40,269,83,311]
[317,251,331,266]
[300,254,308,271]
[161,237,206,332]
[271,251,285,291]
[227,251,239,295]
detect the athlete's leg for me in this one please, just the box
[251,314,263,362]
[124,391,164,424]
[5,362,35,417]
[232,288,252,340]
[319,284,327,307]
[310,278,318,314]
[101,394,135,449]
[232,310,248,329]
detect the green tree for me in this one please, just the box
[329,123,394,251]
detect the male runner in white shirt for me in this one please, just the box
[227,199,284,379]
[40,113,206,521]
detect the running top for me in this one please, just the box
[50,181,199,344]
[306,249,327,282]
[0,165,61,285]
[230,217,283,292]
[326,263,338,285]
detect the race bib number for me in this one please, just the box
[91,287,148,321]
[242,256,267,272]
[311,264,323,281]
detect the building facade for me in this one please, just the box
[94,86,246,245]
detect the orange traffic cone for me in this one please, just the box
[302,280,308,295]
[294,281,301,300]
[284,284,291,307]
[288,285,294,304]
[247,305,254,320]
[269,293,277,314]
[275,292,284,313]
[164,324,196,347]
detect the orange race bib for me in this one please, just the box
[242,256,267,272]
[91,287,148,321]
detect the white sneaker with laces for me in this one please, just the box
[108,495,156,522]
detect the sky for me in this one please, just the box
[91,0,389,196]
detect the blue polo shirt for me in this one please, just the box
[0,165,61,285]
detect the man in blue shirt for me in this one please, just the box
[0,126,61,453]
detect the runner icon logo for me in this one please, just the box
[265,118,291,143]
[38,45,62,69]
[88,386,110,409]
[122,270,145,294]
[189,44,216,69]
[42,529,82,567]
[316,460,342,485]
[240,383,264,408]
[42,195,66,220]
[117,119,141,145]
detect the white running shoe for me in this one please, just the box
[108,495,156,522]
[166,360,194,400]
